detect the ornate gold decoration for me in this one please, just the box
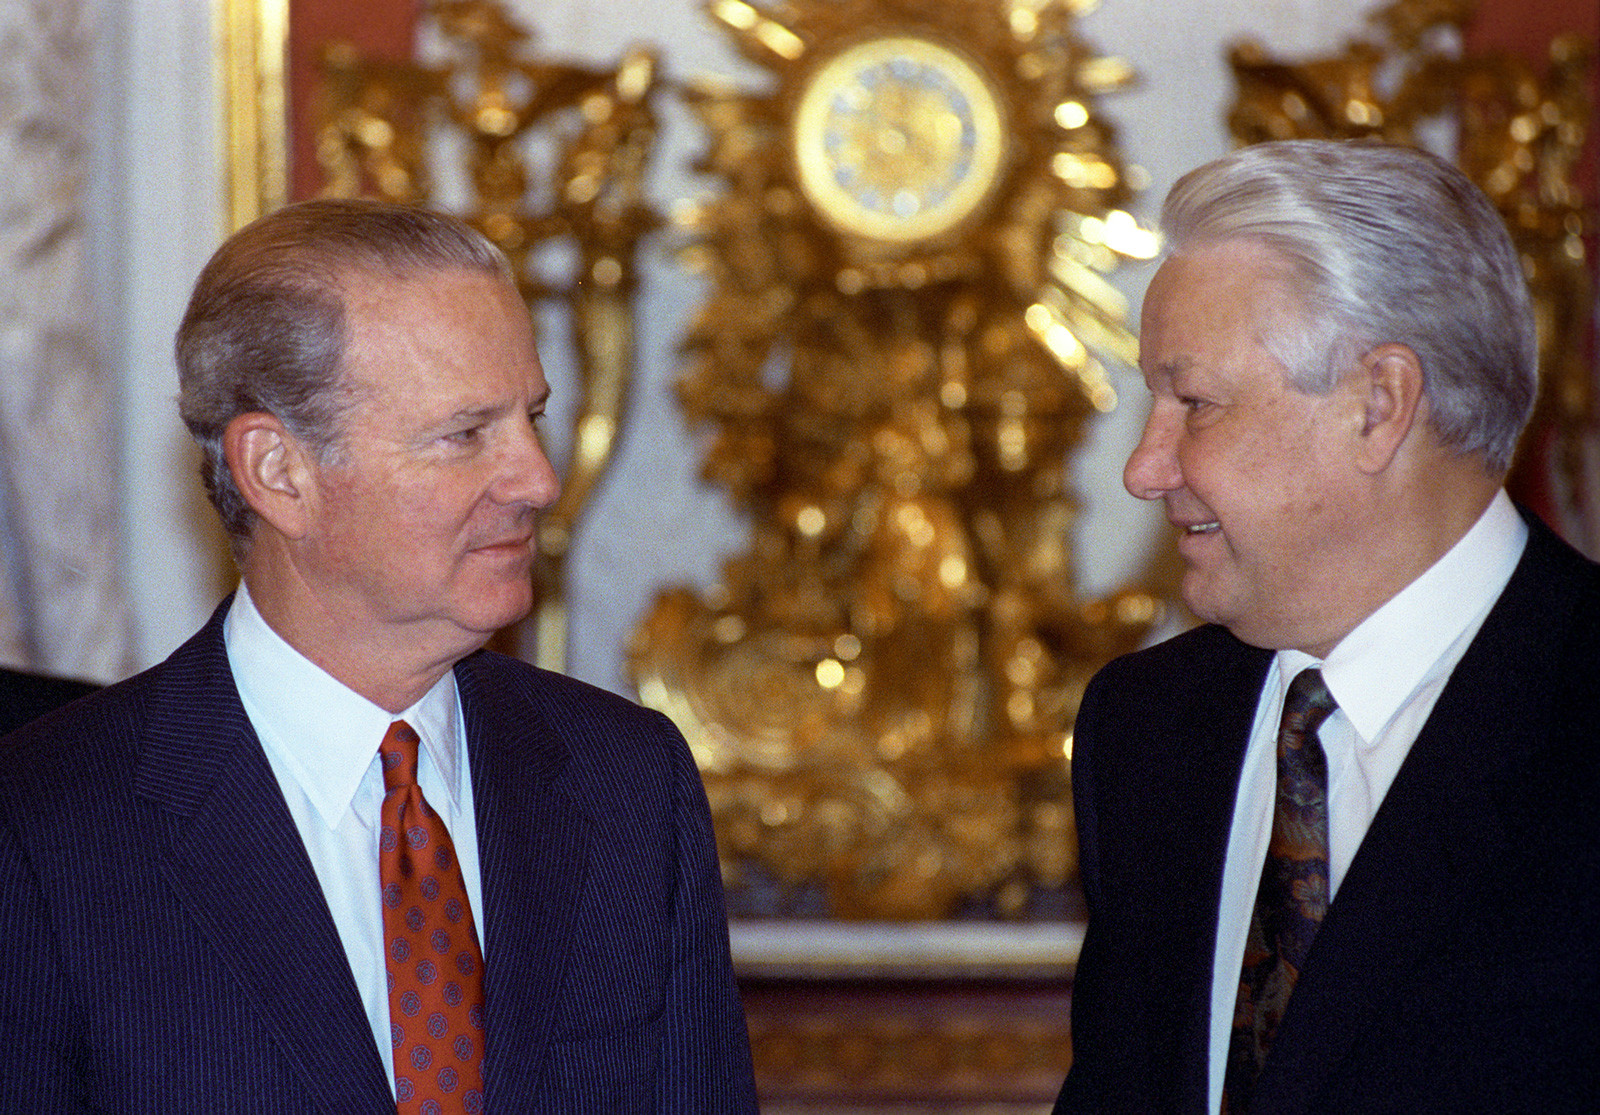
[792,35,1010,242]
[1229,0,1595,530]
[744,989,1072,1104]
[314,0,662,670]
[219,0,289,230]
[631,0,1161,920]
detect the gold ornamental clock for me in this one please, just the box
[792,36,1008,243]
[637,0,1159,922]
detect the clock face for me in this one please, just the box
[792,36,1008,244]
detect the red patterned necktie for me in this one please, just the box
[379,720,486,1115]
[1222,667,1338,1114]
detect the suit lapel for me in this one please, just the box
[134,606,394,1113]
[1258,516,1584,1109]
[1076,626,1270,1111]
[456,654,593,1106]
[1173,634,1274,1103]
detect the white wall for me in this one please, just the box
[98,0,234,671]
[102,0,1375,688]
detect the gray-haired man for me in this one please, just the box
[1056,140,1600,1114]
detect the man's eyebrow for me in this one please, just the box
[1137,355,1188,385]
[443,405,501,425]
[445,388,550,425]
[421,404,508,439]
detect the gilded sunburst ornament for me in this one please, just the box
[633,0,1163,920]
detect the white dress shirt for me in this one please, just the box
[1206,491,1527,1112]
[223,583,487,1095]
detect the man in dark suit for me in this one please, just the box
[1054,140,1600,1114]
[0,200,757,1112]
[0,666,96,735]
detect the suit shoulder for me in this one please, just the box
[1525,510,1600,586]
[460,650,673,733]
[455,653,706,851]
[455,651,689,796]
[0,668,165,848]
[1090,623,1264,696]
[0,605,230,794]
[1524,529,1600,714]
[0,669,99,737]
[1485,515,1600,687]
[0,668,154,778]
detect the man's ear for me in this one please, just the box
[223,412,318,540]
[1350,343,1425,475]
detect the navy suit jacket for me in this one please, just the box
[1056,512,1600,1114]
[0,602,757,1112]
[0,668,97,736]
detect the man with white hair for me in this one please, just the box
[1055,140,1599,1113]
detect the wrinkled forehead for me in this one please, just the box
[334,262,526,352]
[1160,234,1311,292]
[1144,239,1311,332]
[1139,239,1326,389]
[325,266,537,423]
[331,257,518,312]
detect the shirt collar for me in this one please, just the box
[1281,490,1526,744]
[224,582,465,829]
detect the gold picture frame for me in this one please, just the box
[219,0,289,230]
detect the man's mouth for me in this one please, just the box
[474,533,534,552]
[1184,521,1221,535]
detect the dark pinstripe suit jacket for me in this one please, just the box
[0,601,757,1113]
[1055,510,1600,1114]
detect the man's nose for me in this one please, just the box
[1123,405,1182,501]
[497,418,561,509]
